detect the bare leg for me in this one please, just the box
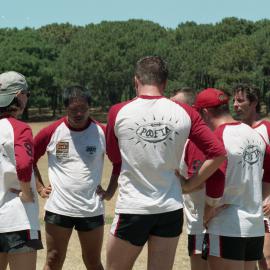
[244,261,257,270]
[106,234,143,270]
[147,235,179,270]
[190,254,208,270]
[259,233,270,270]
[0,253,8,270]
[77,226,104,270]
[9,251,37,270]
[208,256,244,270]
[43,223,72,270]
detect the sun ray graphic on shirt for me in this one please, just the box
[127,115,181,148]
[237,139,262,169]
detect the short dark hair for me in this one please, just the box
[171,87,195,106]
[63,85,91,108]
[207,103,230,117]
[135,56,168,86]
[233,83,261,113]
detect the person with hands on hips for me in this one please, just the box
[0,71,42,270]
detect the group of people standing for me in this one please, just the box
[0,55,269,270]
[171,86,270,270]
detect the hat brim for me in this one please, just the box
[0,93,17,107]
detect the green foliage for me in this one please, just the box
[0,18,270,113]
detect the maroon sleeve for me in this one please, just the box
[264,120,270,141]
[181,103,226,159]
[106,100,132,175]
[184,140,205,178]
[9,118,34,182]
[263,144,270,183]
[33,118,64,165]
[205,125,227,198]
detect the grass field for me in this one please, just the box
[29,122,191,270]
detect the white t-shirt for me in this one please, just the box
[106,95,226,214]
[0,117,40,233]
[34,117,105,217]
[253,120,270,214]
[206,122,270,237]
[180,140,206,235]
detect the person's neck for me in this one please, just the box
[211,115,237,130]
[242,113,260,127]
[0,111,17,119]
[137,85,163,97]
[66,117,90,130]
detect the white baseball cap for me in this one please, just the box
[0,71,28,107]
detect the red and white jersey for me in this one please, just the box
[253,120,270,215]
[180,140,206,234]
[106,95,225,214]
[253,120,270,144]
[207,122,270,237]
[34,117,106,217]
[0,117,40,233]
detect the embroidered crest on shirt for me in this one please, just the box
[128,115,179,148]
[56,141,69,159]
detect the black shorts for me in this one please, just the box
[0,230,43,253]
[44,211,104,231]
[188,234,205,256]
[202,233,264,261]
[110,209,183,246]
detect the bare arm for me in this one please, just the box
[203,202,228,228]
[19,181,34,202]
[34,165,51,198]
[96,173,119,201]
[181,155,226,193]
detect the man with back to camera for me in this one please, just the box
[233,83,270,270]
[101,56,226,270]
[182,87,270,270]
[170,87,196,106]
[171,87,208,270]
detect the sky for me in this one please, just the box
[1,0,270,29]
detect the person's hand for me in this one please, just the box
[175,169,204,193]
[263,203,270,216]
[175,169,189,192]
[38,185,52,198]
[10,188,34,203]
[96,185,113,201]
[203,204,228,229]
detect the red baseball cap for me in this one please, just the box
[194,88,229,110]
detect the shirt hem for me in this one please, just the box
[115,205,182,215]
[45,207,104,218]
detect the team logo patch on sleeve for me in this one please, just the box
[56,141,69,159]
[24,142,33,157]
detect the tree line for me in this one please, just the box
[1,17,270,117]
